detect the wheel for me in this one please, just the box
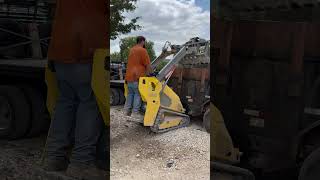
[118,89,126,105]
[299,147,320,180]
[110,88,120,106]
[0,85,31,139]
[203,107,210,133]
[20,85,49,137]
[0,95,11,137]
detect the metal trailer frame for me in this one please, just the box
[213,19,320,176]
[0,0,55,23]
[0,0,54,60]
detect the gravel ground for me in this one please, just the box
[0,136,76,180]
[0,106,210,180]
[110,106,210,180]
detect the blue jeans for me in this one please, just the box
[46,62,105,164]
[124,82,142,113]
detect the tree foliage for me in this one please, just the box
[119,36,157,62]
[110,0,141,40]
[110,51,121,62]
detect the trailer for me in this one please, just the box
[212,18,320,179]
[0,0,54,139]
[168,38,210,131]
[110,62,126,106]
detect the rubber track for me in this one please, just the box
[150,108,190,133]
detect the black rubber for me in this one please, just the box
[110,88,120,106]
[20,85,49,137]
[118,89,126,105]
[299,147,320,180]
[0,85,31,139]
[203,107,210,133]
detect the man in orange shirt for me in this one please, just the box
[124,36,153,120]
[44,0,107,179]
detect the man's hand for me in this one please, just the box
[146,64,153,76]
[149,72,158,77]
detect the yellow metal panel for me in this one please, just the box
[91,49,110,126]
[45,67,58,117]
[124,82,128,97]
[138,77,161,126]
[138,76,186,127]
[158,117,182,129]
[162,85,185,113]
[211,103,240,164]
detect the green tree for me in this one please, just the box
[119,36,157,62]
[110,52,121,62]
[110,0,141,40]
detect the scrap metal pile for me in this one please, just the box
[178,37,210,68]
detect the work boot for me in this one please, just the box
[128,112,144,123]
[123,109,131,116]
[42,158,69,172]
[66,162,107,180]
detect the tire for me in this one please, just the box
[0,85,31,139]
[203,107,210,133]
[118,89,126,105]
[20,85,49,137]
[110,88,120,106]
[299,147,320,180]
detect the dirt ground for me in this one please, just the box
[110,106,210,180]
[0,136,77,180]
[0,106,210,180]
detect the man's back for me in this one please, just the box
[48,0,108,63]
[125,45,151,82]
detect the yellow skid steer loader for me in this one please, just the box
[125,38,208,133]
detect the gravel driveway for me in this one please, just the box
[110,106,210,180]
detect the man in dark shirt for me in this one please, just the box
[44,0,108,179]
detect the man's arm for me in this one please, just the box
[141,49,153,75]
[146,64,153,76]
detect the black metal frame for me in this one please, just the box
[0,1,55,59]
[0,0,56,23]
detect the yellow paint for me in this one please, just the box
[91,49,110,126]
[138,77,161,126]
[161,85,185,113]
[138,77,185,128]
[124,82,128,97]
[45,67,58,117]
[211,103,240,164]
[158,117,182,129]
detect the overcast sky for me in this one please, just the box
[110,0,210,56]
